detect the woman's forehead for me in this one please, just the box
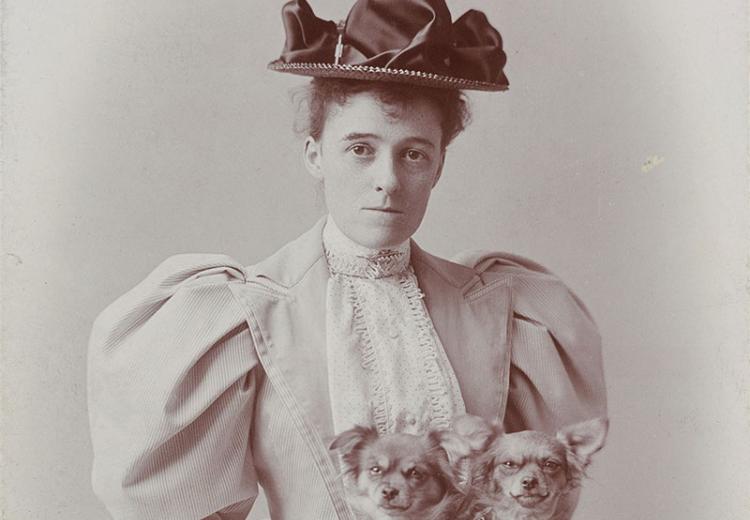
[322,91,443,143]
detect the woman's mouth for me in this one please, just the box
[363,206,402,214]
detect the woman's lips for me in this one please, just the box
[362,207,402,214]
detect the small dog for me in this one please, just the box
[329,425,477,519]
[454,415,609,520]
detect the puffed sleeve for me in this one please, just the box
[454,250,607,434]
[88,254,260,520]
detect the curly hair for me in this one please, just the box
[297,77,471,148]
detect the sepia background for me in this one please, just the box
[2,1,748,518]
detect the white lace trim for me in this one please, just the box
[323,216,465,436]
[344,274,390,433]
[398,272,455,430]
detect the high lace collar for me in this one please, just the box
[322,216,411,279]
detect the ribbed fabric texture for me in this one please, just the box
[87,244,605,519]
[88,255,259,520]
[252,374,340,519]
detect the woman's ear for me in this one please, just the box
[304,136,324,181]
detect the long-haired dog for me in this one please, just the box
[329,425,479,519]
[453,415,609,520]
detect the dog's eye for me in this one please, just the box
[543,460,560,471]
[406,468,423,480]
[502,460,517,469]
[369,466,382,476]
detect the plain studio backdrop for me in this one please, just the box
[2,1,748,518]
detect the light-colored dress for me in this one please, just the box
[87,218,607,519]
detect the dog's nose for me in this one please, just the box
[521,476,538,490]
[381,487,399,500]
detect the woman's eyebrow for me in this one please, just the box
[340,133,436,150]
[404,137,436,149]
[341,132,379,142]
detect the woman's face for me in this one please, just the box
[304,91,444,249]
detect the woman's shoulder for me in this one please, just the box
[450,249,598,327]
[452,249,557,280]
[91,253,254,349]
[99,253,249,315]
[142,252,249,285]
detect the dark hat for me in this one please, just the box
[268,0,508,91]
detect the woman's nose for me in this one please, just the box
[372,154,399,194]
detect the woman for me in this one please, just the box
[88,1,607,519]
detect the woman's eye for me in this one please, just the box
[369,466,382,476]
[404,149,426,161]
[349,144,373,157]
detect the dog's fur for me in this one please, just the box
[329,416,607,520]
[458,416,609,520]
[329,425,477,520]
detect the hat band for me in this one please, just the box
[268,61,508,91]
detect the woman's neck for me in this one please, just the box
[322,216,411,278]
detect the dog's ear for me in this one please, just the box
[451,414,497,452]
[556,417,609,468]
[330,425,378,476]
[431,430,473,466]
[329,425,378,455]
[428,430,477,493]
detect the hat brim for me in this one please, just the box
[268,60,508,92]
